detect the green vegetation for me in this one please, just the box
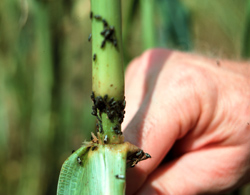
[57,1,150,194]
[1,0,250,194]
[57,1,127,194]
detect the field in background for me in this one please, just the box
[0,0,249,194]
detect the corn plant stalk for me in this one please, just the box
[91,0,124,144]
[58,1,126,194]
[57,1,151,194]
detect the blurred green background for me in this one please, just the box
[0,0,250,194]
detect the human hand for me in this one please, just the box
[123,49,250,194]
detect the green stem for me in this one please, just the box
[91,0,124,143]
[91,0,124,98]
[242,0,250,58]
[140,0,156,49]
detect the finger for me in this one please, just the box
[123,49,172,130]
[136,146,248,195]
[124,51,206,194]
[123,56,145,130]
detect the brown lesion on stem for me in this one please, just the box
[83,136,152,168]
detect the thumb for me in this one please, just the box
[136,146,247,195]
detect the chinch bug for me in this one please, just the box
[104,29,112,39]
[92,146,97,151]
[91,109,97,116]
[118,117,123,124]
[113,39,117,47]
[136,150,143,157]
[93,53,96,61]
[145,153,151,158]
[97,120,103,133]
[88,33,92,42]
[108,97,114,105]
[115,174,125,179]
[77,157,82,165]
[113,125,119,130]
[100,29,107,36]
[91,91,95,101]
[104,94,108,101]
[72,150,75,154]
[94,15,102,20]
[90,12,93,19]
[102,19,108,27]
[101,40,106,48]
[104,135,108,143]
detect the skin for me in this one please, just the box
[123,49,250,195]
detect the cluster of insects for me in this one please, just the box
[127,150,151,168]
[89,11,118,62]
[113,124,122,135]
[91,12,118,49]
[91,91,125,135]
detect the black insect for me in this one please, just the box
[145,153,151,158]
[93,53,96,61]
[113,39,117,47]
[108,97,114,105]
[88,33,92,42]
[113,125,119,131]
[104,94,108,101]
[107,111,115,120]
[113,124,121,135]
[100,29,107,36]
[136,150,143,157]
[91,105,97,116]
[95,96,106,112]
[104,29,113,39]
[102,19,108,27]
[90,11,93,19]
[77,157,82,165]
[122,100,126,108]
[72,150,75,154]
[92,146,97,151]
[91,91,95,101]
[118,117,123,124]
[104,135,108,143]
[115,174,125,179]
[101,40,106,48]
[110,110,115,117]
[99,122,103,133]
[115,129,122,135]
[110,100,116,107]
[94,15,102,20]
